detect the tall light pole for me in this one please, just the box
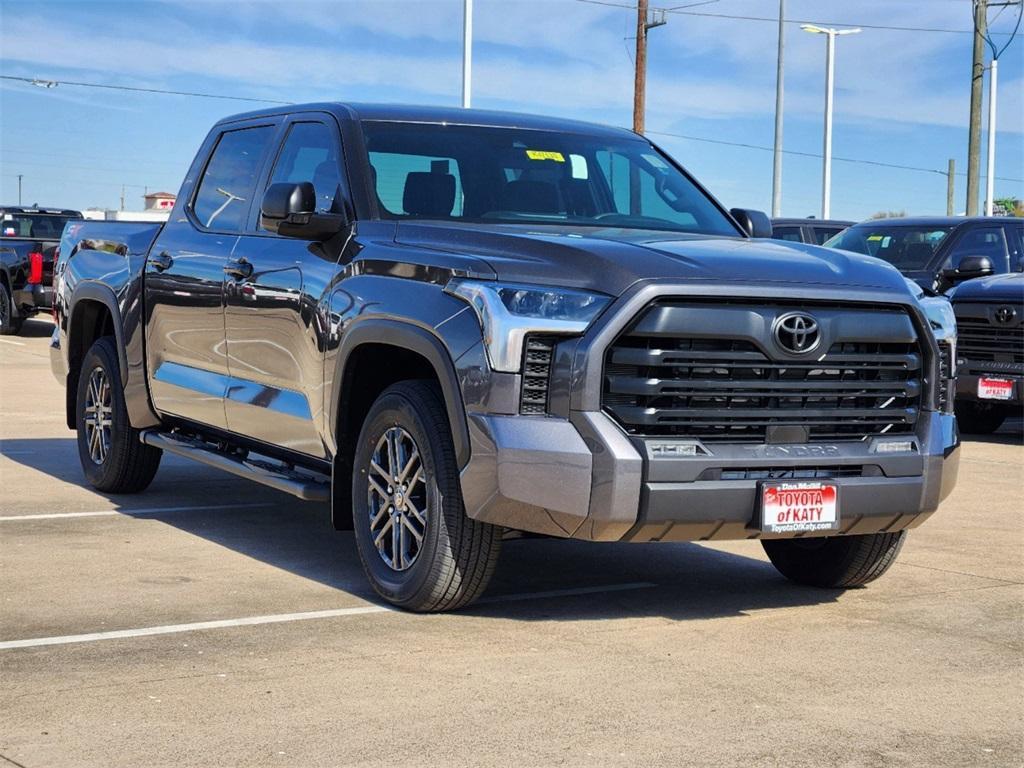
[462,0,473,108]
[802,24,861,219]
[985,57,997,215]
[771,0,785,218]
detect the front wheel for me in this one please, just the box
[0,282,24,335]
[351,380,502,612]
[75,336,162,492]
[762,531,906,588]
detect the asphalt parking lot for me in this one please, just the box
[1,317,1022,768]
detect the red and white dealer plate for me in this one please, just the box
[978,377,1013,401]
[761,481,839,534]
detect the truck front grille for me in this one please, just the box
[956,317,1024,363]
[602,301,923,443]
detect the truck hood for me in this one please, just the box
[395,222,911,298]
[949,272,1024,303]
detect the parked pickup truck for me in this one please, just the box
[52,103,960,611]
[949,273,1024,433]
[1,205,81,334]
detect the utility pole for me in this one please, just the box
[985,57,997,215]
[462,0,473,108]
[17,174,23,206]
[967,0,987,216]
[946,159,956,216]
[632,0,666,134]
[771,0,785,218]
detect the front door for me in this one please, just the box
[223,116,349,458]
[145,121,278,429]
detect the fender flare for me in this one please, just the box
[332,318,471,468]
[68,281,129,385]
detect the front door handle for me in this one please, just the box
[224,258,253,280]
[150,251,173,272]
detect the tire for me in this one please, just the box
[75,336,162,493]
[762,531,906,588]
[351,380,501,612]
[0,281,24,336]
[955,400,1007,435]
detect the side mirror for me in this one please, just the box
[730,208,773,238]
[260,181,348,240]
[941,254,994,284]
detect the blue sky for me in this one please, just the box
[1,0,1022,220]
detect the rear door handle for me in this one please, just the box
[224,258,253,280]
[150,251,173,272]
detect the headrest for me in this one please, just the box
[499,180,561,214]
[403,172,455,217]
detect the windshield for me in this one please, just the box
[1,213,79,240]
[824,224,955,270]
[360,121,740,236]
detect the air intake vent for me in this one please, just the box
[520,336,556,415]
[937,340,954,412]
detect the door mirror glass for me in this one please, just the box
[260,182,347,240]
[730,208,773,238]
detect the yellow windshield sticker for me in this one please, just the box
[526,150,565,162]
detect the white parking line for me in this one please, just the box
[0,502,276,522]
[0,582,656,650]
[0,338,26,346]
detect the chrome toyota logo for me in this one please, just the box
[774,312,820,354]
[994,306,1016,325]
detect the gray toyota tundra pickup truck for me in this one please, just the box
[52,103,960,611]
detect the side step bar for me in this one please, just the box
[140,430,331,502]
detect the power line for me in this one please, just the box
[647,129,1024,183]
[575,0,1019,35]
[0,75,290,104]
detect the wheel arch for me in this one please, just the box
[329,319,470,530]
[65,284,127,429]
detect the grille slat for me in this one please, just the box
[603,301,924,443]
[956,317,1024,363]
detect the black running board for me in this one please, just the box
[140,430,331,502]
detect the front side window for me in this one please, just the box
[193,125,274,231]
[772,226,804,243]
[813,226,844,245]
[825,224,955,270]
[269,122,344,214]
[361,121,739,236]
[943,226,1009,273]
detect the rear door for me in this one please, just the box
[145,120,279,429]
[223,114,349,457]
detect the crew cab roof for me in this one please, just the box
[0,205,82,216]
[855,216,1009,227]
[215,102,640,140]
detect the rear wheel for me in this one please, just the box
[956,400,1007,434]
[75,336,162,492]
[762,531,906,588]
[351,380,501,612]
[0,282,24,335]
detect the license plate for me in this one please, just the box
[978,377,1013,400]
[761,482,839,534]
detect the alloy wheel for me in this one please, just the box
[83,366,113,465]
[367,426,427,571]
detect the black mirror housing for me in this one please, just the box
[955,255,994,278]
[261,181,348,240]
[730,208,773,238]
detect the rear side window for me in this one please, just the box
[772,226,803,243]
[813,227,843,244]
[193,126,274,231]
[269,122,345,214]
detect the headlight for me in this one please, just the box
[445,279,611,372]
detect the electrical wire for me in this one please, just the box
[0,75,290,104]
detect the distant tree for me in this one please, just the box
[993,197,1023,217]
[869,210,906,219]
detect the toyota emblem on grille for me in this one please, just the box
[994,306,1017,325]
[774,312,821,354]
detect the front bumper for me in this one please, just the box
[955,364,1023,406]
[460,410,960,542]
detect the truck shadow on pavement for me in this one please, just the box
[3,437,841,621]
[959,417,1024,446]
